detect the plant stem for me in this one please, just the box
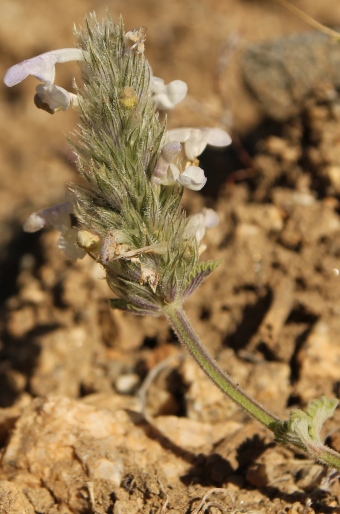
[165,305,340,471]
[315,444,340,469]
[164,304,279,430]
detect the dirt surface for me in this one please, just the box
[2,1,340,513]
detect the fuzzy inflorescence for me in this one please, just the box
[4,13,231,316]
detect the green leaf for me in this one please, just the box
[274,396,339,451]
[182,260,220,299]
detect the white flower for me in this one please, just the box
[4,48,85,113]
[167,127,231,161]
[152,142,207,191]
[151,76,188,110]
[177,166,207,191]
[184,208,219,244]
[23,202,86,261]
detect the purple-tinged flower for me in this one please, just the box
[151,141,181,186]
[151,76,188,110]
[4,48,85,113]
[23,202,86,261]
[152,141,207,191]
[167,127,231,161]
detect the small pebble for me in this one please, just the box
[115,373,139,394]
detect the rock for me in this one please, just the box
[295,321,340,401]
[152,416,216,449]
[234,203,284,233]
[29,327,95,398]
[115,373,139,394]
[242,31,340,121]
[22,487,54,513]
[0,480,35,514]
[280,202,340,249]
[1,396,125,512]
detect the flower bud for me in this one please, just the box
[77,230,101,252]
[119,86,138,109]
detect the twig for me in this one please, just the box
[271,0,340,40]
[157,479,169,514]
[191,488,234,514]
[137,352,184,415]
[86,481,95,508]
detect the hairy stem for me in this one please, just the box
[164,304,279,429]
[314,444,340,469]
[164,305,340,471]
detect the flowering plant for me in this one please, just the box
[4,13,340,472]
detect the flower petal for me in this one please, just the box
[184,208,219,244]
[151,155,170,185]
[150,76,165,94]
[23,212,47,233]
[23,202,73,233]
[24,202,86,260]
[202,127,232,147]
[168,163,180,183]
[58,229,86,261]
[177,166,207,191]
[184,130,208,161]
[202,208,219,228]
[166,128,192,144]
[161,141,181,162]
[151,142,182,185]
[152,79,188,110]
[167,128,204,160]
[35,84,73,113]
[166,127,231,160]
[184,213,206,243]
[4,48,84,87]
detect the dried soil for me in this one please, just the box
[2,1,340,513]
